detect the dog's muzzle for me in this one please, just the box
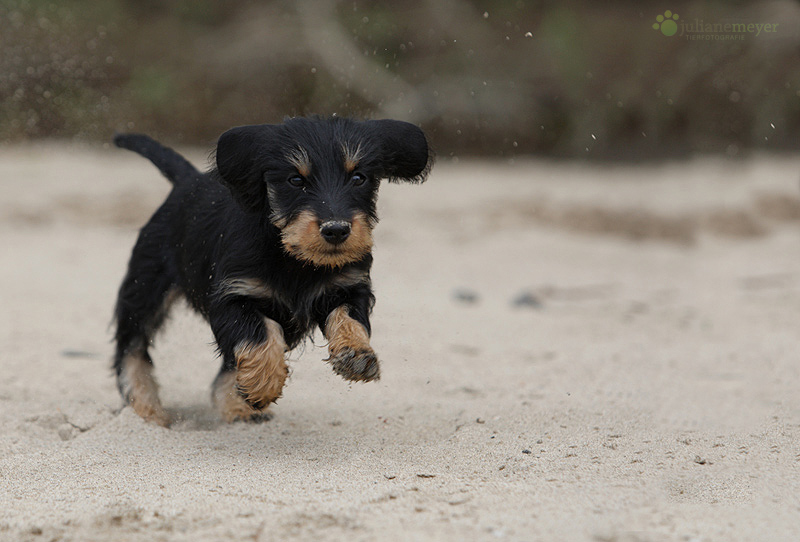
[319,220,351,245]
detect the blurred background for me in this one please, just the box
[1,0,799,160]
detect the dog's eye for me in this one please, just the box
[351,173,368,186]
[287,175,305,187]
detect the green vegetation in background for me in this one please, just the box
[0,0,798,159]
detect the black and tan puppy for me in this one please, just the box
[112,117,432,426]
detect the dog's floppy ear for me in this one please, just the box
[368,119,433,183]
[215,124,280,212]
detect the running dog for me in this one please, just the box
[112,117,432,426]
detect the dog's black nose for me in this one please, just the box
[320,221,351,244]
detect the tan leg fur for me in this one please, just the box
[324,306,380,382]
[233,318,289,411]
[118,352,171,427]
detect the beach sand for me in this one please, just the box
[1,144,799,541]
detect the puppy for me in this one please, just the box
[112,117,432,426]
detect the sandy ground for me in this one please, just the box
[1,144,800,542]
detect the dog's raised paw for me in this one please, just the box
[328,348,380,382]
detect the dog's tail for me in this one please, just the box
[113,133,200,186]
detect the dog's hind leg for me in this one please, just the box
[112,232,177,427]
[209,300,288,422]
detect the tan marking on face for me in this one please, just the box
[341,142,364,173]
[118,352,170,427]
[266,183,289,228]
[287,147,311,177]
[324,305,371,355]
[212,371,261,423]
[234,318,289,409]
[280,210,373,268]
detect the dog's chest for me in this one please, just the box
[217,266,368,321]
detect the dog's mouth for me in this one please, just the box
[280,210,373,268]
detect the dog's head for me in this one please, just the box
[215,117,432,268]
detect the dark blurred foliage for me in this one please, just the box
[1,0,799,159]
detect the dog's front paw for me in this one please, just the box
[227,403,274,424]
[327,347,380,382]
[213,371,275,423]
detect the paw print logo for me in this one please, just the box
[653,10,679,36]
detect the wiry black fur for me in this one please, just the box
[112,117,432,416]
